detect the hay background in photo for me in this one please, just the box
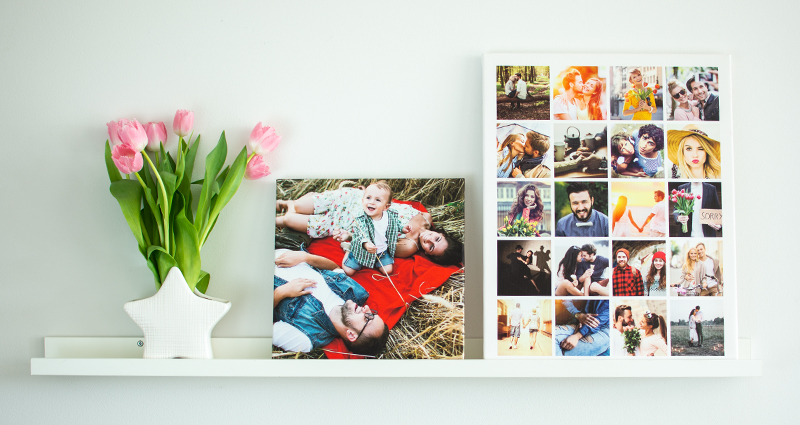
[274,178,464,360]
[551,239,610,296]
[608,123,665,178]
[553,122,609,178]
[497,181,552,237]
[610,241,667,296]
[665,67,719,121]
[497,240,552,297]
[495,121,552,178]
[669,239,724,297]
[610,180,667,237]
[667,181,723,238]
[497,298,552,356]
[496,66,551,120]
[609,66,664,120]
[551,66,608,120]
[554,299,610,356]
[665,122,722,179]
[610,299,668,356]
[670,299,725,356]
[554,181,608,224]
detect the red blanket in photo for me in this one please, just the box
[305,200,462,359]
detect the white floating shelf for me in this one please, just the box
[31,337,761,378]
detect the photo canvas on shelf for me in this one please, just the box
[484,54,737,360]
[272,178,465,359]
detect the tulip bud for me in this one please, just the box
[696,195,702,200]
[107,120,122,146]
[117,119,148,152]
[144,122,168,152]
[244,154,271,180]
[671,189,678,195]
[173,110,194,138]
[655,84,661,89]
[111,143,144,174]
[248,122,281,156]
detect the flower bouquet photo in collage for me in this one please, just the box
[552,66,607,120]
[665,67,719,121]
[670,240,724,297]
[554,299,610,356]
[609,66,663,120]
[554,181,608,237]
[497,181,552,237]
[666,123,721,179]
[552,239,610,296]
[668,181,722,237]
[273,178,465,359]
[497,298,552,356]
[670,299,725,356]
[553,123,608,178]
[611,300,669,356]
[498,240,552,296]
[496,122,552,178]
[611,241,667,296]
[609,123,665,178]
[610,181,667,237]
[496,66,551,120]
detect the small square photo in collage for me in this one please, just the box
[487,55,732,360]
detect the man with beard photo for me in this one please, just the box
[612,248,644,296]
[556,182,609,237]
[686,75,720,121]
[272,249,390,356]
[611,304,639,356]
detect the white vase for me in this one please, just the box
[124,267,231,359]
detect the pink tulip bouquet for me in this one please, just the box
[105,110,280,293]
[671,188,701,234]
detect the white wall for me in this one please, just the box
[0,0,793,423]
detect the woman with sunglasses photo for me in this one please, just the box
[668,79,700,121]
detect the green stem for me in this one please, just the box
[133,172,154,247]
[142,152,170,253]
[134,171,163,246]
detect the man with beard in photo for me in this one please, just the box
[611,304,639,356]
[686,74,720,121]
[612,248,644,296]
[555,182,609,237]
[272,249,390,356]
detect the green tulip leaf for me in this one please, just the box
[147,246,177,285]
[195,270,211,294]
[195,131,228,234]
[104,141,122,183]
[178,135,200,224]
[145,256,161,290]
[202,146,246,246]
[109,180,145,252]
[174,211,201,291]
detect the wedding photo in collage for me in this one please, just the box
[489,58,731,360]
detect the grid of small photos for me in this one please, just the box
[490,62,727,359]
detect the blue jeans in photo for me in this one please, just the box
[553,324,610,356]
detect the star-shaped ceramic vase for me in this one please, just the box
[124,267,231,359]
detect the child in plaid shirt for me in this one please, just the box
[335,181,403,276]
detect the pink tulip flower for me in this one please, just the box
[244,154,271,180]
[696,195,702,200]
[111,143,144,174]
[173,110,194,138]
[116,119,148,152]
[107,120,122,146]
[144,122,168,152]
[248,122,281,156]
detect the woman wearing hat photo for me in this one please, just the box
[667,124,721,179]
